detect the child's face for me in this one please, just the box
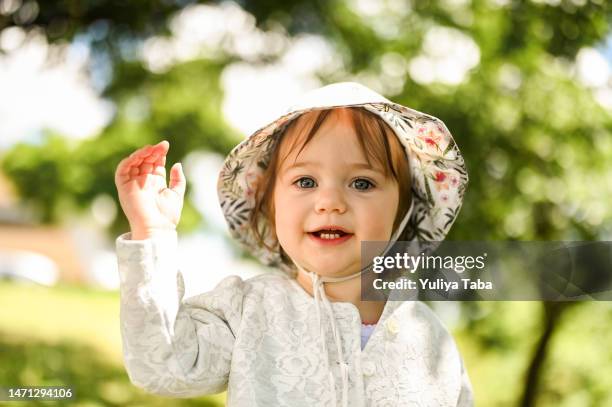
[273,109,400,278]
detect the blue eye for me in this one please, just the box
[295,177,316,188]
[352,178,374,190]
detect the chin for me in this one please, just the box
[303,261,358,278]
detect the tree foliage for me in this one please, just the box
[1,1,611,405]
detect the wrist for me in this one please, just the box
[130,227,177,241]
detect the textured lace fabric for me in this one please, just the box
[116,232,474,406]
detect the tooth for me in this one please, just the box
[319,233,341,240]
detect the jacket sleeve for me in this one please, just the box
[412,301,474,406]
[116,232,244,397]
[456,356,474,407]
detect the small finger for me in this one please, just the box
[130,145,152,159]
[152,164,166,177]
[151,154,166,167]
[147,141,169,155]
[149,155,166,178]
[140,162,154,174]
[117,158,141,179]
[144,150,163,164]
[156,140,170,150]
[136,145,163,167]
[125,149,149,169]
[115,157,133,177]
[169,162,186,197]
[145,141,169,162]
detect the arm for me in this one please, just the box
[456,357,474,407]
[117,231,244,397]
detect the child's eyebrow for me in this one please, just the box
[283,161,381,172]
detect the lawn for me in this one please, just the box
[0,281,225,406]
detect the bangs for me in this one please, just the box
[350,107,405,180]
[279,107,407,182]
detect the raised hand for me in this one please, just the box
[114,141,186,240]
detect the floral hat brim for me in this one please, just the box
[217,82,468,274]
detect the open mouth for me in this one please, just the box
[311,229,349,240]
[308,227,354,244]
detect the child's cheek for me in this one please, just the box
[273,192,296,246]
[371,221,394,241]
[274,215,290,246]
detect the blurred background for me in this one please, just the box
[0,0,611,405]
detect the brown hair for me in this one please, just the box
[251,107,412,264]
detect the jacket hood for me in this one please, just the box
[217,82,468,274]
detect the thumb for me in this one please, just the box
[169,162,186,197]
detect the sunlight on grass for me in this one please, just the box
[0,281,123,363]
[0,281,226,406]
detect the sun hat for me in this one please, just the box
[217,82,468,275]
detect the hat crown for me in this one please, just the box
[285,82,392,113]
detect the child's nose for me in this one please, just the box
[314,186,347,214]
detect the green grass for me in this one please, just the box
[0,281,225,406]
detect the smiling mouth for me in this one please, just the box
[308,227,354,242]
[311,230,348,240]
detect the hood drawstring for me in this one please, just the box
[298,267,355,407]
[294,201,414,407]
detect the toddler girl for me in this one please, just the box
[115,82,473,406]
